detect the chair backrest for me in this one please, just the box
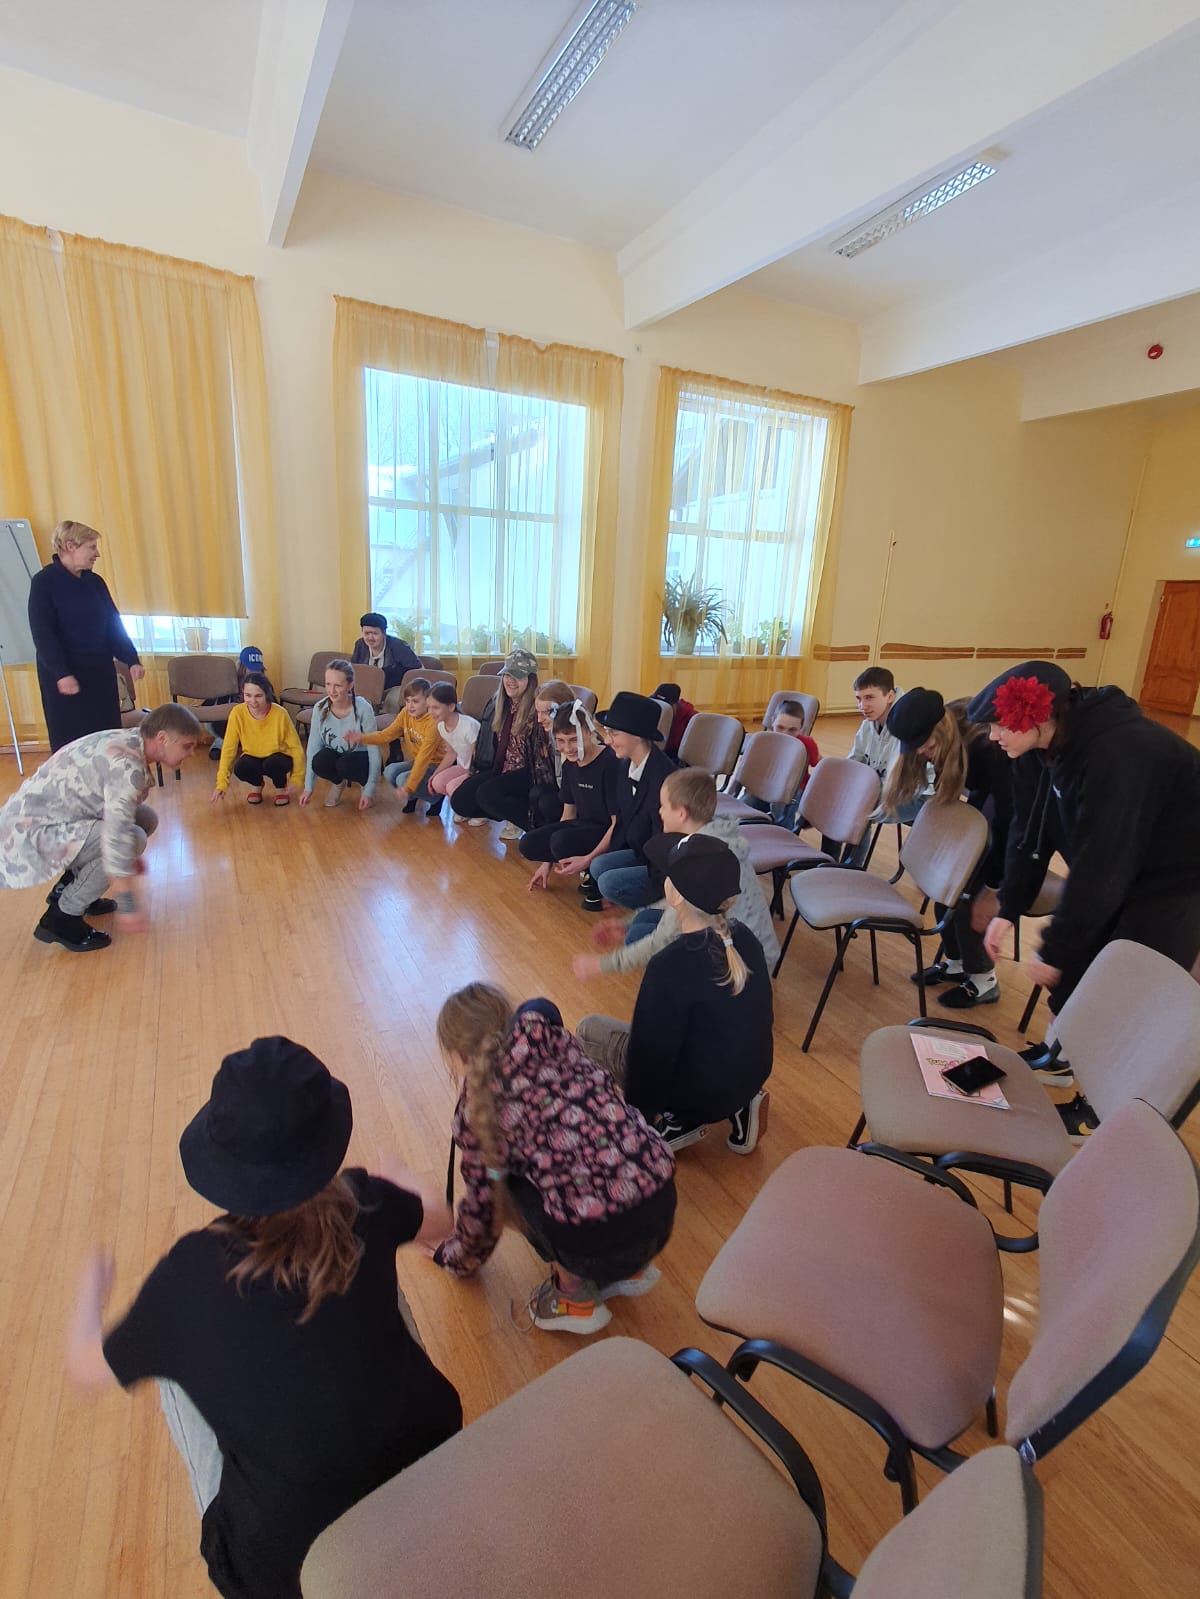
[569,684,598,714]
[1005,1100,1200,1459]
[732,731,810,806]
[677,713,744,780]
[401,667,458,694]
[114,659,146,727]
[301,1338,821,1599]
[853,1447,1042,1599]
[349,662,385,708]
[1025,870,1065,920]
[167,655,239,702]
[763,690,820,737]
[418,655,444,669]
[899,800,988,907]
[478,659,505,675]
[652,697,675,745]
[307,650,344,689]
[1055,940,1200,1127]
[796,757,881,846]
[459,674,497,723]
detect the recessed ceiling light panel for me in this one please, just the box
[504,0,637,152]
[831,152,1004,259]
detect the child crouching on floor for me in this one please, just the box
[521,701,618,895]
[432,986,676,1337]
[346,676,440,814]
[425,683,481,814]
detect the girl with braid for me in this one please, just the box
[431,986,676,1336]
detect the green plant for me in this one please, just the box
[662,574,729,654]
[757,616,790,655]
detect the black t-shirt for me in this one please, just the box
[560,746,618,826]
[625,923,774,1124]
[103,1171,462,1599]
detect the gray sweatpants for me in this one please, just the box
[60,805,158,915]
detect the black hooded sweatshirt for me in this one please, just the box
[996,687,1200,971]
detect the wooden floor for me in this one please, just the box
[1,713,1199,1598]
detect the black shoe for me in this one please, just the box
[1018,1043,1075,1087]
[402,795,419,814]
[1057,1093,1098,1142]
[581,892,604,913]
[911,960,962,987]
[86,898,118,916]
[727,1092,769,1155]
[208,745,221,761]
[659,1114,706,1152]
[33,907,112,952]
[938,977,1000,1009]
[426,798,443,818]
[45,869,77,906]
[577,871,595,895]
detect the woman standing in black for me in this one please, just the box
[27,521,143,750]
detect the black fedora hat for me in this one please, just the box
[597,691,664,743]
[180,1037,353,1217]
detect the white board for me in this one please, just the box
[0,519,41,666]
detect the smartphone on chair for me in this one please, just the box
[940,1054,1007,1096]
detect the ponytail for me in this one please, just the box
[711,908,749,996]
[436,982,513,1195]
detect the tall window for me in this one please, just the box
[120,615,242,654]
[662,378,836,657]
[364,368,586,657]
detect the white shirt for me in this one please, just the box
[439,714,480,769]
[628,752,650,784]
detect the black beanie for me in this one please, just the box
[887,688,945,753]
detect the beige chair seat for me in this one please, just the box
[790,867,924,930]
[281,687,322,708]
[715,793,774,821]
[742,826,833,874]
[301,1338,823,1599]
[859,1027,1075,1177]
[697,1147,1003,1450]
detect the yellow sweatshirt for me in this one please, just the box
[359,707,442,793]
[216,703,305,790]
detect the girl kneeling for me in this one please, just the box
[433,987,676,1336]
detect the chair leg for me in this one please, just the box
[985,1391,999,1440]
[1013,918,1021,962]
[861,823,882,869]
[847,1112,866,1148]
[772,910,801,980]
[913,935,927,1018]
[882,1444,920,1516]
[155,763,164,787]
[1003,1179,1014,1215]
[869,929,879,986]
[1018,984,1042,1034]
[802,932,848,1053]
[769,868,785,920]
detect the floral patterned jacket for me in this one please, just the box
[0,728,152,888]
[439,1013,676,1276]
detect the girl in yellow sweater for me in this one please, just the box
[211,675,305,807]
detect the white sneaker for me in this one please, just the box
[597,1265,661,1301]
[498,822,523,842]
[324,782,345,808]
[467,816,488,827]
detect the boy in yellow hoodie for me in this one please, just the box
[346,677,442,814]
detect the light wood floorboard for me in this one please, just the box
[1,713,1198,1596]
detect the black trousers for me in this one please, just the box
[1048,888,1200,1016]
[506,1174,677,1290]
[937,891,992,975]
[38,654,122,753]
[233,753,293,790]
[519,819,610,862]
[310,747,370,787]
[451,769,531,825]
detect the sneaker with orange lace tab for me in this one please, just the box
[520,1272,612,1335]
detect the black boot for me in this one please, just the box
[402,795,419,814]
[34,904,112,952]
[45,868,76,906]
[426,797,444,817]
[577,871,595,895]
[86,898,118,915]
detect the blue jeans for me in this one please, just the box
[384,758,430,800]
[625,908,664,946]
[591,849,656,909]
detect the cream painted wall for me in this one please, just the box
[1102,401,1200,708]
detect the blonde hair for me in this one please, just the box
[214,1176,364,1326]
[52,520,100,555]
[663,767,717,824]
[436,983,511,1187]
[493,672,539,737]
[673,894,749,995]
[883,704,973,812]
[316,658,362,727]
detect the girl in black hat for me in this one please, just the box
[883,689,1012,1010]
[969,661,1200,1123]
[65,1038,462,1599]
[587,691,676,910]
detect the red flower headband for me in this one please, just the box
[994,675,1055,733]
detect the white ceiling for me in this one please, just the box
[0,0,262,136]
[310,0,911,251]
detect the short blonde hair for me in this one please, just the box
[52,521,101,555]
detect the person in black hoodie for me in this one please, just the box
[587,692,675,910]
[969,661,1200,1124]
[883,689,1012,1009]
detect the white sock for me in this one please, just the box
[968,970,997,993]
[943,958,963,974]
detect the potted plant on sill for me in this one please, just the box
[662,575,729,656]
[758,616,791,656]
[181,619,210,653]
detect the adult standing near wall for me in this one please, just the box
[27,520,144,751]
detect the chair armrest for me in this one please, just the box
[933,1153,1053,1253]
[857,1144,979,1207]
[669,1347,828,1535]
[907,1016,998,1043]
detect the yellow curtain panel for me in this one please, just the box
[640,366,852,716]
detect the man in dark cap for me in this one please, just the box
[352,613,421,711]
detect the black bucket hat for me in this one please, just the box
[597,691,664,743]
[664,833,741,914]
[180,1037,353,1217]
[968,661,1071,726]
[887,688,945,753]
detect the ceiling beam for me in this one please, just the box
[618,0,1200,329]
[248,0,354,248]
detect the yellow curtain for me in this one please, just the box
[333,298,623,700]
[640,366,852,718]
[0,215,280,740]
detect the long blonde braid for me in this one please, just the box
[436,983,512,1183]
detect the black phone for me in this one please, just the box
[940,1054,1007,1096]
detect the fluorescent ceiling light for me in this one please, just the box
[504,0,637,152]
[831,153,1003,259]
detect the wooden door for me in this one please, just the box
[1142,581,1200,713]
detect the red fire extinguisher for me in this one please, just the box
[1099,608,1114,641]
